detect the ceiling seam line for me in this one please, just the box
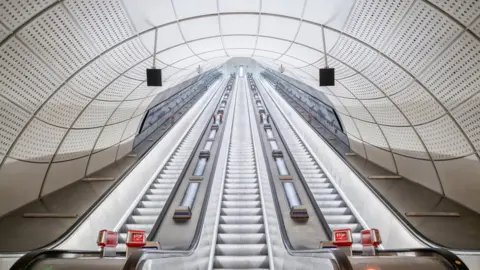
[0,0,64,48]
[378,0,418,52]
[0,33,215,172]
[420,0,480,40]
[37,76,145,197]
[333,61,445,193]
[60,1,102,55]
[114,87,160,159]
[262,65,369,158]
[251,0,263,58]
[414,12,480,77]
[335,109,448,129]
[260,72,369,159]
[168,0,206,62]
[80,79,146,181]
[13,36,65,83]
[309,0,361,78]
[32,58,158,198]
[274,0,307,61]
[0,20,209,172]
[335,79,400,174]
[216,0,229,57]
[353,139,473,162]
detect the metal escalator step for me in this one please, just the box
[308,183,331,189]
[218,224,264,234]
[221,208,262,216]
[316,200,345,207]
[216,234,266,244]
[329,223,362,232]
[224,188,259,195]
[148,187,173,194]
[215,244,268,256]
[220,215,263,224]
[129,215,157,224]
[139,201,165,208]
[320,207,350,215]
[324,215,357,223]
[222,201,260,208]
[144,194,169,201]
[134,208,162,215]
[310,188,336,194]
[226,173,257,178]
[225,183,258,189]
[228,169,256,174]
[314,194,340,200]
[124,223,153,231]
[213,256,269,269]
[223,194,260,201]
[226,179,257,183]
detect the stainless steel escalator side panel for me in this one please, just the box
[208,76,272,269]
[136,77,239,270]
[256,77,428,250]
[246,77,343,270]
[53,79,225,251]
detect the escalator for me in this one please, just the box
[8,76,230,270]
[210,76,271,269]
[117,126,200,250]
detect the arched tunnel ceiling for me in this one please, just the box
[0,0,479,216]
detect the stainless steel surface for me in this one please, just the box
[260,69,480,252]
[257,77,364,251]
[350,256,452,270]
[209,77,271,269]
[116,80,226,251]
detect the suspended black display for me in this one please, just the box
[147,68,162,86]
[319,68,335,86]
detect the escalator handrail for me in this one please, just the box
[1,74,219,257]
[122,76,237,270]
[251,76,334,240]
[8,77,225,269]
[254,75,471,270]
[247,74,355,270]
[11,250,127,270]
[147,77,230,243]
[259,72,480,253]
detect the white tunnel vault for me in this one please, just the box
[0,0,479,216]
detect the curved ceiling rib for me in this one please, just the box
[0,0,479,217]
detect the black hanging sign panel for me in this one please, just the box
[319,68,335,86]
[147,68,162,86]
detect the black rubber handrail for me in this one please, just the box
[252,76,471,270]
[2,74,221,257]
[10,250,127,270]
[147,77,232,242]
[8,77,228,270]
[249,77,334,240]
[136,72,221,147]
[244,75,353,270]
[258,73,480,253]
[122,75,238,269]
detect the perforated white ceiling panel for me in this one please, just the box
[0,0,479,215]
